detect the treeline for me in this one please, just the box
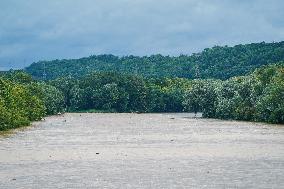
[25,41,284,80]
[0,72,64,131]
[1,62,283,131]
[42,62,283,124]
[183,63,284,124]
[48,73,191,113]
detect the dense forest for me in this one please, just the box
[25,41,284,80]
[1,42,284,131]
[45,62,283,124]
[2,62,282,130]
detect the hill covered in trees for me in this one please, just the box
[25,41,284,80]
[1,41,284,131]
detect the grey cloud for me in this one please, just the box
[0,0,284,69]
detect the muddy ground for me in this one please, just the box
[0,113,284,188]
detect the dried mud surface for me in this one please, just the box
[0,113,284,188]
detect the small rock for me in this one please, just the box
[96,153,100,155]
[11,178,16,181]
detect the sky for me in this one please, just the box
[0,0,284,70]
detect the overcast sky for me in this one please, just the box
[0,0,284,70]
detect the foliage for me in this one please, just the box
[48,77,77,108]
[183,79,219,116]
[182,63,284,124]
[0,72,65,131]
[1,42,284,131]
[42,63,283,124]
[68,72,148,112]
[254,64,284,123]
[45,72,191,113]
[36,83,65,115]
[0,78,45,130]
[25,41,284,80]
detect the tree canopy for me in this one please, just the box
[1,42,284,131]
[25,41,284,80]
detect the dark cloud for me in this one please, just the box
[0,0,283,70]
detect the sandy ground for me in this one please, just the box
[0,113,284,189]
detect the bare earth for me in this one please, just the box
[0,113,284,189]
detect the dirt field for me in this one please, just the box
[0,113,284,188]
